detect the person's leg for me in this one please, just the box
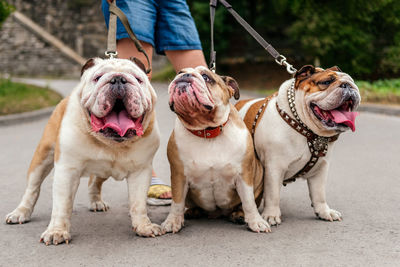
[165,50,207,71]
[117,38,154,78]
[156,0,206,71]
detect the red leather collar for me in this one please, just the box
[187,121,228,139]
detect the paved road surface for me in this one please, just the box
[0,80,399,266]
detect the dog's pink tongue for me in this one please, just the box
[103,110,140,136]
[90,111,144,137]
[330,110,359,132]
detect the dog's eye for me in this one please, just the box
[94,75,102,82]
[136,77,143,84]
[319,79,334,86]
[202,74,211,82]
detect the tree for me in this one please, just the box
[0,0,13,27]
[188,0,400,79]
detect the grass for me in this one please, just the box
[356,79,400,105]
[253,79,400,105]
[0,79,63,115]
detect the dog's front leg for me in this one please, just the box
[261,166,285,226]
[40,165,81,245]
[236,178,271,233]
[307,159,342,222]
[127,166,161,237]
[161,176,188,234]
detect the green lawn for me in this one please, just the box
[356,79,400,105]
[253,79,400,105]
[0,79,63,115]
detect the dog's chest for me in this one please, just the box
[83,159,133,180]
[176,123,247,211]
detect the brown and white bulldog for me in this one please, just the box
[5,57,162,245]
[161,66,270,233]
[236,65,361,226]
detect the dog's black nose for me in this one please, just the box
[110,76,127,99]
[340,82,351,89]
[110,76,127,85]
[181,73,192,79]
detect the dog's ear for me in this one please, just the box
[326,66,342,72]
[81,58,96,76]
[295,65,316,81]
[221,76,240,100]
[130,57,146,74]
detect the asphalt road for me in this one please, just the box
[0,80,399,266]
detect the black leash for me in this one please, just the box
[209,0,296,75]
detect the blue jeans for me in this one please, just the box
[102,0,203,55]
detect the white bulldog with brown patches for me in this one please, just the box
[5,57,162,245]
[236,65,361,226]
[161,66,270,234]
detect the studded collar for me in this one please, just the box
[187,120,228,139]
[276,80,339,185]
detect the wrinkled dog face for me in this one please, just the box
[294,65,361,135]
[168,66,239,130]
[79,58,156,142]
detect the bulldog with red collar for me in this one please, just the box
[5,58,162,245]
[161,66,270,233]
[236,65,360,225]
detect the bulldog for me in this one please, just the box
[236,65,361,225]
[5,57,162,245]
[161,66,270,234]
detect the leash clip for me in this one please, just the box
[275,55,297,75]
[210,61,216,73]
[105,50,118,59]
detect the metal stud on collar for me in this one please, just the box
[287,80,310,131]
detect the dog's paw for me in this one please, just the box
[161,215,184,234]
[40,228,71,246]
[229,210,245,224]
[247,215,271,233]
[184,207,206,219]
[89,200,109,212]
[133,222,162,237]
[5,207,32,224]
[261,208,282,226]
[315,208,342,222]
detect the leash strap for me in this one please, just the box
[209,0,296,74]
[209,0,217,72]
[105,0,151,74]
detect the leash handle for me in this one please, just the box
[210,0,297,75]
[105,0,152,74]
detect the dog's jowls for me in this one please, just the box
[236,65,361,226]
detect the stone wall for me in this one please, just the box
[0,15,81,76]
[9,0,107,58]
[0,0,166,77]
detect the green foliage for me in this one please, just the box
[188,1,234,62]
[188,0,400,79]
[356,79,400,104]
[152,63,176,82]
[0,79,62,115]
[0,0,14,27]
[288,0,400,77]
[357,79,400,95]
